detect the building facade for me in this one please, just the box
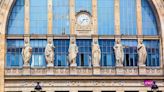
[0,0,164,92]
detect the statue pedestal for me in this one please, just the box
[93,66,100,75]
[23,65,30,75]
[139,65,146,75]
[116,65,124,75]
[47,66,54,75]
[70,66,77,75]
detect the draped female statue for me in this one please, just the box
[45,38,55,66]
[92,39,101,67]
[137,40,147,66]
[22,37,32,66]
[113,39,124,66]
[68,38,78,66]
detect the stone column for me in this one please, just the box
[114,0,120,35]
[24,0,30,34]
[136,0,142,35]
[136,0,146,75]
[0,34,5,92]
[114,1,123,75]
[92,35,100,75]
[92,0,98,34]
[69,35,77,75]
[23,0,31,75]
[48,0,53,34]
[47,0,54,75]
[70,0,75,34]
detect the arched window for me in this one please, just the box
[141,0,158,35]
[120,0,137,35]
[6,0,160,68]
[97,0,114,35]
[7,0,24,34]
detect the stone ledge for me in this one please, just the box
[5,75,164,80]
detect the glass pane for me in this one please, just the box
[75,0,92,13]
[7,0,24,34]
[120,0,137,35]
[53,0,70,34]
[97,0,114,35]
[142,0,158,35]
[99,40,115,66]
[30,0,47,34]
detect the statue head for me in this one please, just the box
[71,37,75,44]
[24,37,29,44]
[93,39,98,44]
[48,38,53,44]
[139,39,143,44]
[116,39,120,44]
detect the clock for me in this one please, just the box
[76,12,91,26]
[75,11,93,35]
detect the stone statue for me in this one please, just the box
[45,38,55,66]
[137,39,147,66]
[113,39,124,66]
[92,39,101,67]
[68,37,78,66]
[22,37,32,66]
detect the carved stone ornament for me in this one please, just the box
[22,37,32,66]
[137,39,147,66]
[68,37,78,66]
[92,39,101,67]
[45,38,55,67]
[113,39,124,66]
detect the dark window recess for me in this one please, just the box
[125,91,139,92]
[78,91,92,92]
[55,91,69,92]
[81,54,84,66]
[102,91,116,92]
[147,91,162,92]
[31,91,45,92]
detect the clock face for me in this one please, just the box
[77,13,91,26]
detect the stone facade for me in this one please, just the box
[0,0,164,92]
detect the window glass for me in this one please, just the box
[53,0,70,34]
[6,40,24,68]
[54,40,69,66]
[99,40,115,66]
[142,0,158,35]
[122,40,138,66]
[30,40,47,67]
[120,0,137,35]
[7,0,24,34]
[30,0,47,34]
[76,40,92,67]
[143,40,160,66]
[75,0,92,13]
[97,0,114,35]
